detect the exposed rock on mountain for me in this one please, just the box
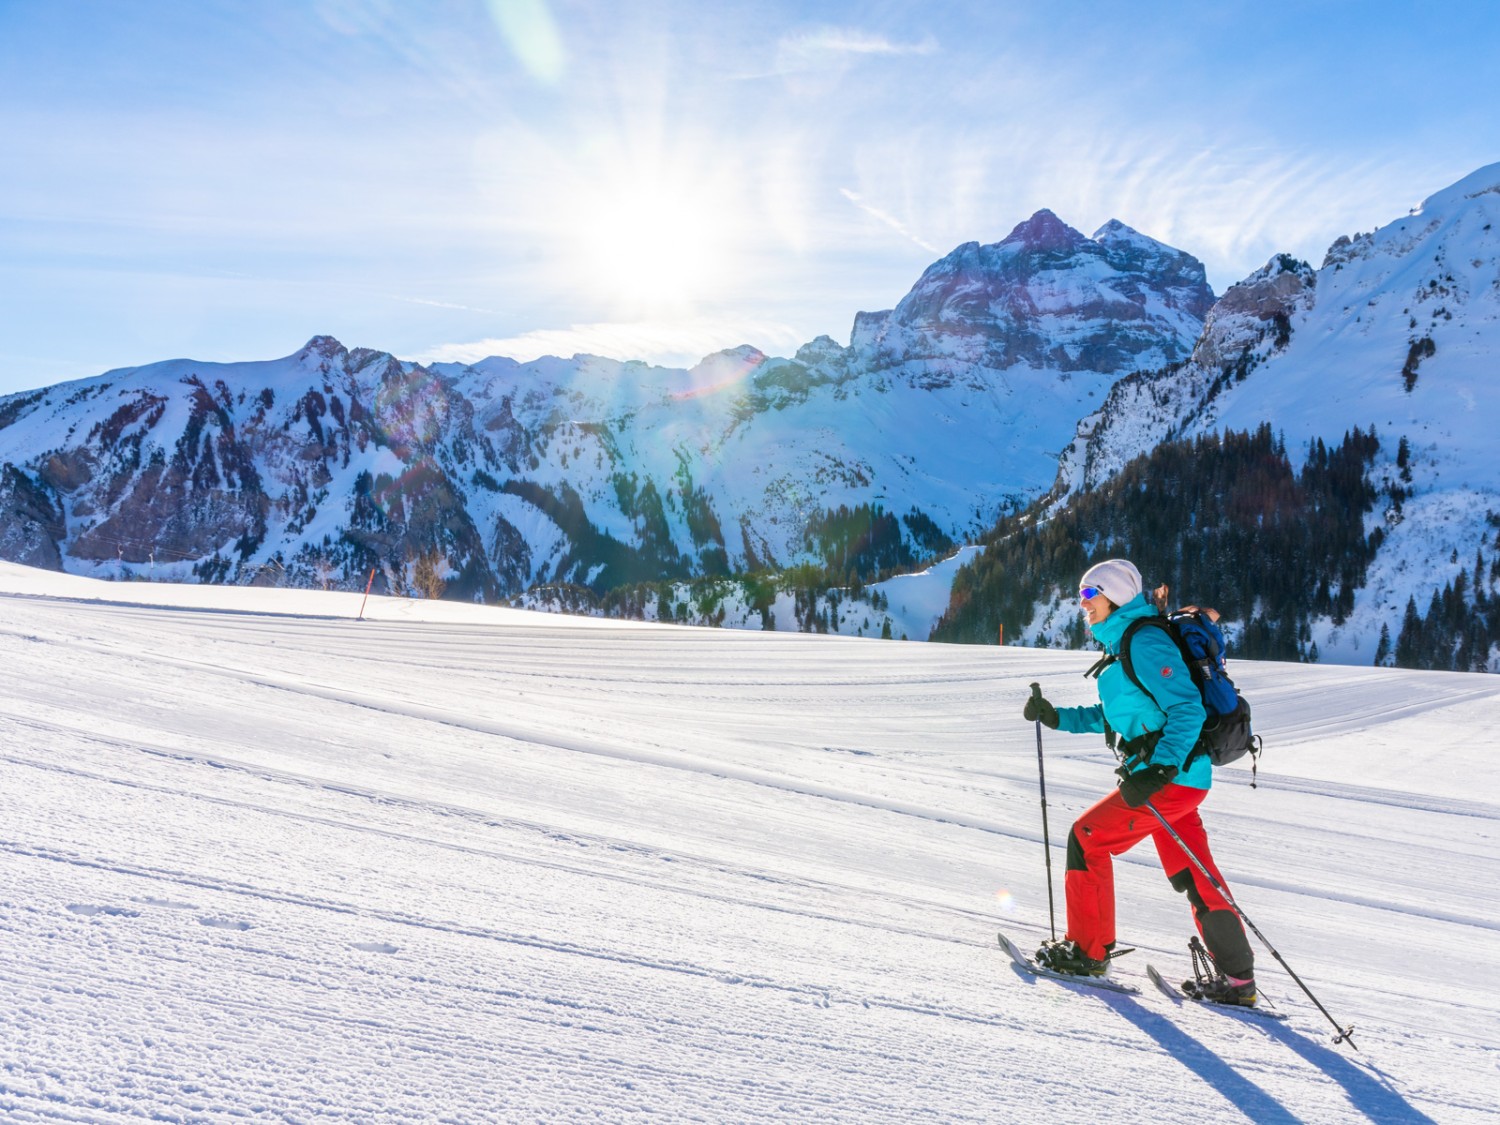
[1054,252,1318,495]
[857,210,1214,377]
[0,462,64,569]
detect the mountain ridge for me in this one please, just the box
[2,163,1498,669]
[0,210,1213,605]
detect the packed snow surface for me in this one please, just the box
[0,563,1496,1123]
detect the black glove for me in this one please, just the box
[1023,693,1059,729]
[1116,763,1179,808]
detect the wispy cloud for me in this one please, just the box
[392,296,506,316]
[1014,132,1420,291]
[772,26,938,75]
[839,189,941,253]
[784,27,938,57]
[417,318,810,369]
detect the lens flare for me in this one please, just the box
[372,368,447,448]
[994,888,1016,913]
[364,367,453,522]
[484,0,566,84]
[671,348,763,402]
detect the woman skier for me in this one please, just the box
[1022,558,1258,1005]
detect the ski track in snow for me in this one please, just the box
[0,571,1497,1123]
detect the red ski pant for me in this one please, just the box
[1064,783,1239,965]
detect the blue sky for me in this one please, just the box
[1,0,1497,393]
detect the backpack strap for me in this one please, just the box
[1157,611,1235,769]
[1116,616,1170,705]
[1111,615,1218,767]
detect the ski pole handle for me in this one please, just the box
[1030,682,1043,703]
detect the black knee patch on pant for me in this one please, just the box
[1167,868,1209,920]
[1201,909,1254,979]
[1066,827,1087,873]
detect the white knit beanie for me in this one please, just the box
[1080,558,1143,607]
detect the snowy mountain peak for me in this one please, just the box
[871,209,1214,375]
[1209,253,1314,322]
[682,345,769,397]
[794,335,848,365]
[1323,162,1500,274]
[846,309,891,347]
[689,344,765,374]
[1410,160,1500,216]
[1093,218,1180,261]
[1181,253,1313,372]
[1000,208,1088,252]
[1092,217,1141,242]
[299,335,349,362]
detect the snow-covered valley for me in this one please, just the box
[0,563,1495,1122]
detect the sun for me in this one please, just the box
[575,174,733,314]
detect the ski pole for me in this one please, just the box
[1141,798,1358,1050]
[1030,682,1058,942]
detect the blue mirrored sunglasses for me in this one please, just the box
[1079,585,1105,602]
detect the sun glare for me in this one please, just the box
[576,177,733,314]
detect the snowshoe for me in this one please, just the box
[1183,935,1257,1007]
[997,932,1140,995]
[1035,938,1113,977]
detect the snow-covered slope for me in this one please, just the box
[0,214,1211,600]
[0,562,1495,1122]
[1054,163,1500,663]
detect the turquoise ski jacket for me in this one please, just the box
[1054,593,1212,790]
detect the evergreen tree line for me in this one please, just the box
[801,503,954,584]
[931,425,1383,662]
[1385,544,1500,672]
[522,567,901,638]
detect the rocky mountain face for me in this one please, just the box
[853,210,1214,376]
[1052,252,1318,495]
[0,213,1212,601]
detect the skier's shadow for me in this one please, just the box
[1089,991,1304,1124]
[1251,1013,1439,1125]
[1095,990,1438,1125]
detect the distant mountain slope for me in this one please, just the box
[0,215,1211,600]
[966,162,1500,669]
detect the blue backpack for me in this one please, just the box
[1117,607,1262,783]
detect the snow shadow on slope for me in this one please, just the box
[1098,992,1438,1125]
[1252,1019,1441,1125]
[1092,992,1302,1124]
